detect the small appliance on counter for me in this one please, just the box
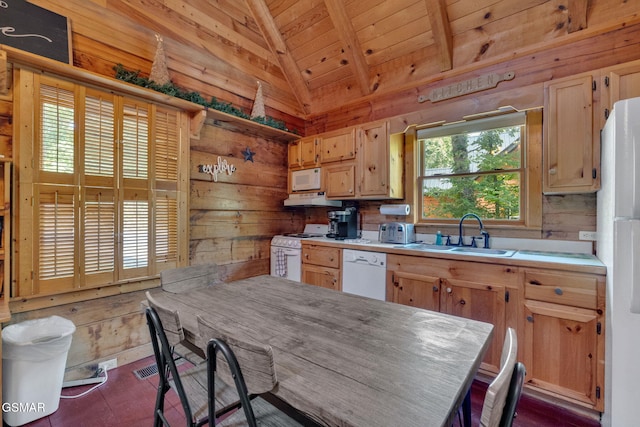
[379,222,416,244]
[327,206,358,239]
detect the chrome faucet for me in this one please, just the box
[457,213,490,249]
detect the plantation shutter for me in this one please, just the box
[84,91,115,178]
[36,188,77,293]
[16,69,188,298]
[39,83,75,175]
[83,189,115,286]
[155,195,177,263]
[155,108,178,182]
[154,107,180,268]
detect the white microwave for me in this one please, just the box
[291,168,322,191]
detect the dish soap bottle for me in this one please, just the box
[435,231,443,245]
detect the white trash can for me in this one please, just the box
[2,315,76,426]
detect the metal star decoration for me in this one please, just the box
[241,146,256,162]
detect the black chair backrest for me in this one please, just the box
[145,306,195,425]
[499,362,526,427]
[146,291,185,347]
[198,315,278,427]
[206,338,259,427]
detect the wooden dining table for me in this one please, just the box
[148,274,494,427]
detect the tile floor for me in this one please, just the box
[15,355,601,427]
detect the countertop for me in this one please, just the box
[302,237,606,275]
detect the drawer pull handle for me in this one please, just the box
[432,286,439,292]
[555,287,563,295]
[529,280,541,286]
[527,316,534,323]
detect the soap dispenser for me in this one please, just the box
[435,231,443,245]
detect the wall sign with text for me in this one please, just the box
[1,0,72,64]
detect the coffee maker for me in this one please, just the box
[327,206,358,239]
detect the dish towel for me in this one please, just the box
[275,248,287,277]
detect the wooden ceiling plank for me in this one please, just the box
[567,0,589,33]
[246,0,312,114]
[424,0,453,71]
[323,0,371,96]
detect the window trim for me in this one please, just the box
[413,109,543,230]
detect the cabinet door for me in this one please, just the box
[523,299,603,410]
[300,137,318,167]
[440,279,506,373]
[288,141,301,169]
[543,74,599,193]
[320,128,356,163]
[601,59,640,114]
[302,264,341,291]
[324,163,355,198]
[302,244,340,268]
[358,121,389,197]
[387,270,440,310]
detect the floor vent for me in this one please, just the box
[133,357,186,380]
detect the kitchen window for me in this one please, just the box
[416,110,542,228]
[15,71,188,297]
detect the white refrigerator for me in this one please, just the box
[597,97,640,427]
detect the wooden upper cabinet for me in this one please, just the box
[358,121,403,199]
[320,128,356,163]
[324,162,356,198]
[601,59,640,126]
[288,140,301,169]
[543,73,600,194]
[300,137,319,167]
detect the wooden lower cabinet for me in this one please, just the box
[387,254,517,373]
[301,243,341,291]
[522,268,605,411]
[440,278,506,372]
[387,270,440,311]
[387,256,606,410]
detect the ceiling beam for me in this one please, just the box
[567,0,589,33]
[245,0,312,114]
[424,0,453,72]
[324,0,371,96]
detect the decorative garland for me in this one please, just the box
[113,64,296,133]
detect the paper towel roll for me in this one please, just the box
[380,204,410,216]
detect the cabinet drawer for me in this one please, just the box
[524,270,598,309]
[302,245,341,268]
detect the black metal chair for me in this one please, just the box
[479,328,519,427]
[145,301,239,427]
[197,315,309,427]
[498,361,526,427]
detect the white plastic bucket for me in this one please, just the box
[2,315,75,426]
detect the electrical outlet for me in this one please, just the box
[579,231,598,241]
[98,358,118,372]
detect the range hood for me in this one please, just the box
[284,192,342,207]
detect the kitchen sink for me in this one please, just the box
[394,243,453,251]
[449,247,516,257]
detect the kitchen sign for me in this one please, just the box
[198,157,236,182]
[418,71,515,103]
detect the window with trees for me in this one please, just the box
[15,70,188,298]
[417,111,541,226]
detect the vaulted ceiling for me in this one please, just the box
[38,0,640,122]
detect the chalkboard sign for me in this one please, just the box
[1,0,71,64]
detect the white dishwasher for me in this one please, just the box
[342,249,387,301]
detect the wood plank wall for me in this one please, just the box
[189,120,306,280]
[2,0,638,374]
